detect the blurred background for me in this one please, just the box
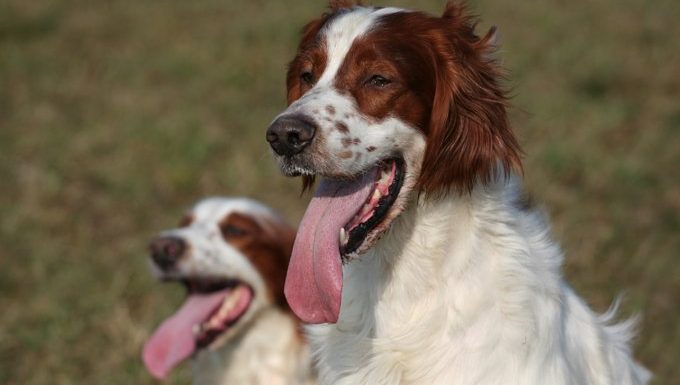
[0,0,677,383]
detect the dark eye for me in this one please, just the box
[220,224,247,238]
[300,71,314,84]
[366,75,391,88]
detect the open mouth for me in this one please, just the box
[284,157,406,324]
[339,158,405,258]
[182,278,253,349]
[143,277,253,380]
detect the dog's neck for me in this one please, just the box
[310,175,648,384]
[338,176,556,328]
[311,176,568,383]
[192,307,313,385]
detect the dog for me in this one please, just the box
[265,2,651,384]
[142,197,315,385]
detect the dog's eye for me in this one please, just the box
[366,75,391,88]
[300,71,314,84]
[220,224,247,238]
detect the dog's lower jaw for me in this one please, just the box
[307,175,650,385]
[277,158,316,177]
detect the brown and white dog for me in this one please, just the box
[266,2,650,384]
[142,197,314,385]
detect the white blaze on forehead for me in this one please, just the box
[316,7,405,87]
[191,197,283,226]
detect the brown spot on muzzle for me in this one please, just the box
[335,121,349,133]
[340,137,361,147]
[338,151,353,159]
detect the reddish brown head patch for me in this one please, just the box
[219,212,296,309]
[286,13,330,105]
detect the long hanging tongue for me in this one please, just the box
[285,168,377,324]
[142,290,229,379]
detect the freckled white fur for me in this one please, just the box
[307,178,650,385]
[284,85,426,177]
[151,198,314,385]
[284,7,651,385]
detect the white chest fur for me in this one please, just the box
[307,179,650,385]
[193,309,314,385]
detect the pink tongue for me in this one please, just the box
[285,169,377,324]
[142,290,229,379]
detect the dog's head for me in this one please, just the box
[266,2,521,323]
[142,197,295,379]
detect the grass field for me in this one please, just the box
[0,0,678,384]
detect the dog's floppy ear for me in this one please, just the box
[262,218,298,309]
[418,2,521,195]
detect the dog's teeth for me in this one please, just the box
[339,228,348,246]
[193,324,202,336]
[218,289,242,318]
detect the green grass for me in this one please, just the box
[0,0,677,384]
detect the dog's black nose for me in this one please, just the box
[266,115,316,156]
[149,236,186,270]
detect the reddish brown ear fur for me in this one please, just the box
[329,0,360,10]
[263,221,297,309]
[418,2,522,194]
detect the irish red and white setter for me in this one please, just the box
[266,2,650,384]
[143,198,315,385]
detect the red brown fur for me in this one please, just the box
[419,3,522,193]
[219,213,296,309]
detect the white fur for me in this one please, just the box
[307,178,650,384]
[193,308,313,385]
[151,197,314,385]
[316,7,404,87]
